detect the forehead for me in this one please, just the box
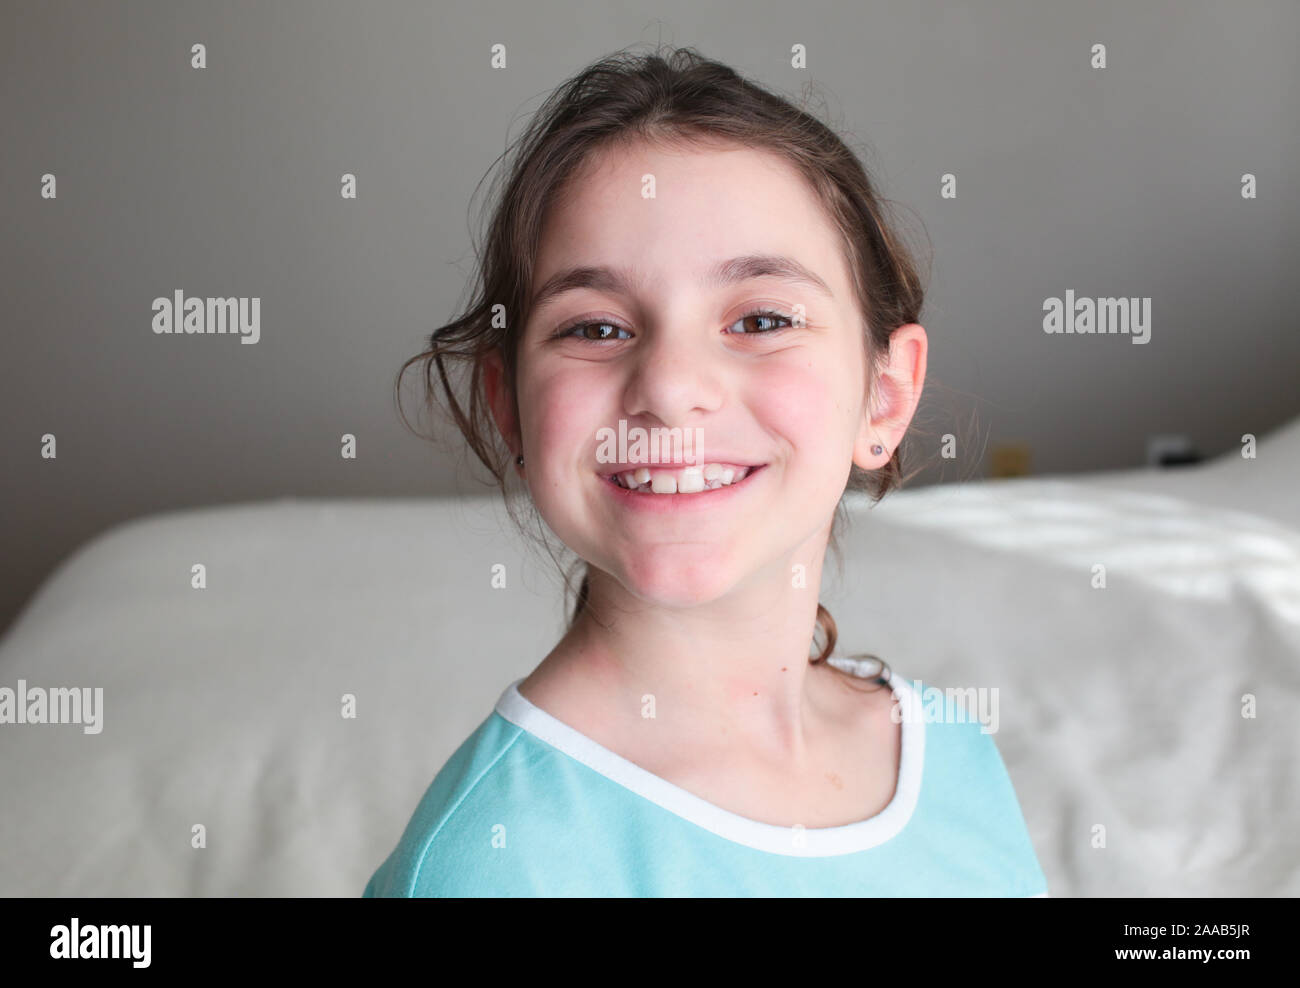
[535,138,852,294]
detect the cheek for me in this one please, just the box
[748,356,858,451]
[521,365,600,455]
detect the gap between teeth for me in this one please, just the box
[612,464,751,493]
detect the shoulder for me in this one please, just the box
[896,676,1050,896]
[364,710,537,897]
[365,701,627,897]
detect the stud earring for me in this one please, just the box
[515,453,525,467]
[871,444,884,456]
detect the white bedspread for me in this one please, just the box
[2,420,1296,896]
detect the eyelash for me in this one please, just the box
[552,307,796,344]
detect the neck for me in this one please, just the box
[534,532,842,768]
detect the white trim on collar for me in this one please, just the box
[493,666,925,857]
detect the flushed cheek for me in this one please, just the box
[750,378,857,518]
[746,362,847,456]
[520,369,607,461]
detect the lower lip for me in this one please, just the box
[598,465,767,512]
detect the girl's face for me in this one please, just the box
[491,138,916,611]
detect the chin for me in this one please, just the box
[614,553,743,609]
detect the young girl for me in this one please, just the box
[365,46,1048,897]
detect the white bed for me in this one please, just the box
[2,418,1297,896]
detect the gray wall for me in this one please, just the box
[3,0,1297,635]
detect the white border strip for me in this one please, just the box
[494,668,926,857]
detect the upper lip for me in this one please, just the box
[597,460,762,477]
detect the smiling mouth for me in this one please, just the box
[600,463,765,494]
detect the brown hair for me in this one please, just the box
[396,45,931,689]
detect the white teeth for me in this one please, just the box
[678,467,705,493]
[610,464,753,494]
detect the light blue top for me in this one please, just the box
[364,666,1049,897]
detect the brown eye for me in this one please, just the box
[583,322,620,340]
[727,309,794,334]
[557,320,631,342]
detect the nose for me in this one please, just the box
[620,319,724,426]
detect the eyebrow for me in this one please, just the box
[528,253,835,312]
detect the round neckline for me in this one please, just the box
[492,665,926,857]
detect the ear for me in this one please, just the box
[483,346,521,457]
[852,323,928,469]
